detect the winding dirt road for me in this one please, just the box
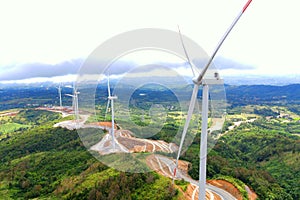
[147,154,236,200]
[53,113,239,200]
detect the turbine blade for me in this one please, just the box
[195,0,253,84]
[178,25,196,77]
[175,84,199,171]
[107,74,111,97]
[243,0,253,13]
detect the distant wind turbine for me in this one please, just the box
[65,86,80,121]
[105,74,117,150]
[174,1,253,199]
[56,84,63,108]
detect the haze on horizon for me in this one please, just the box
[0,0,299,84]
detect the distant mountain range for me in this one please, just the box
[223,75,300,86]
[226,84,300,107]
[0,82,299,112]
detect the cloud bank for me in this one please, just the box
[0,56,255,83]
[0,59,83,81]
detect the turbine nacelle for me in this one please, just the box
[108,95,118,100]
[65,91,80,97]
[65,94,74,97]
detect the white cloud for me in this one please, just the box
[0,0,299,82]
[0,59,82,81]
[0,74,76,84]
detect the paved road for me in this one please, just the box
[53,114,90,130]
[53,114,237,200]
[154,155,237,200]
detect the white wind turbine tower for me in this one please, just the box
[105,74,117,150]
[56,84,62,108]
[65,86,80,121]
[174,1,253,199]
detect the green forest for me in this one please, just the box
[183,117,299,199]
[0,110,179,199]
[0,84,299,199]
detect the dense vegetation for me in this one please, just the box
[226,84,300,107]
[182,109,300,200]
[0,109,179,199]
[0,109,62,138]
[0,84,300,199]
[1,84,300,111]
[0,86,73,111]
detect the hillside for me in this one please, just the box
[181,106,300,199]
[0,84,299,199]
[0,110,179,199]
[226,84,300,107]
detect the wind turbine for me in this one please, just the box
[105,74,117,150]
[56,84,63,108]
[174,1,253,199]
[65,86,80,121]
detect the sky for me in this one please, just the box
[0,0,299,84]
